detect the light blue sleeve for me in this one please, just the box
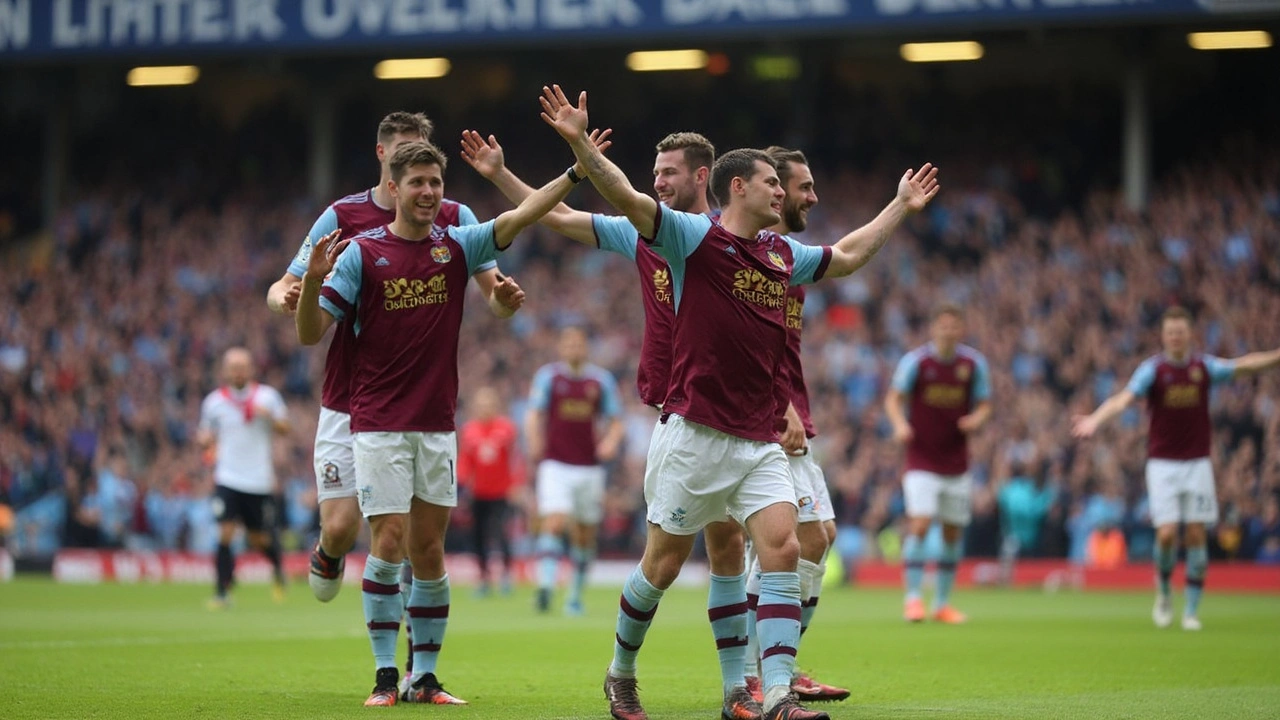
[448,221,500,276]
[455,204,497,272]
[529,366,555,411]
[785,237,833,286]
[648,205,713,262]
[319,243,363,321]
[597,370,623,418]
[1204,355,1237,384]
[457,203,480,226]
[288,206,339,277]
[593,215,639,260]
[891,353,922,394]
[972,354,993,402]
[1125,358,1158,396]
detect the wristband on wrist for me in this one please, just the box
[567,166,585,184]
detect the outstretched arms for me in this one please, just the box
[824,165,940,279]
[461,130,614,246]
[1071,389,1137,439]
[1230,348,1280,377]
[540,85,660,239]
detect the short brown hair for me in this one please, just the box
[933,303,964,321]
[389,142,447,183]
[1162,306,1193,326]
[378,111,433,145]
[655,132,716,175]
[763,146,809,186]
[710,148,776,208]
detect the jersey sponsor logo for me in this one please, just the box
[652,268,673,305]
[956,363,971,382]
[383,275,448,310]
[767,250,788,272]
[731,269,786,310]
[322,462,342,489]
[431,245,452,264]
[1189,366,1203,383]
[786,295,804,331]
[1164,383,1201,408]
[922,383,967,409]
[375,256,391,267]
[557,398,596,422]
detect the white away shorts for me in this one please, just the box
[536,459,606,524]
[353,431,458,517]
[1146,458,1217,526]
[903,469,973,527]
[789,451,835,524]
[644,414,795,535]
[314,407,356,503]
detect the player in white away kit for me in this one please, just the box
[1073,306,1280,630]
[198,347,291,609]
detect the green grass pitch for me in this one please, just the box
[1,577,1277,719]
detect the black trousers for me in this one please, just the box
[472,498,512,580]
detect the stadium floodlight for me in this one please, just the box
[1186,31,1273,50]
[625,50,709,72]
[899,41,984,63]
[126,66,200,87]
[373,58,452,80]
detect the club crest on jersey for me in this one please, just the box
[431,245,452,264]
[1189,366,1203,382]
[767,250,787,271]
[956,364,971,382]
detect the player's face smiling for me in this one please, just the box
[393,163,445,229]
[653,151,697,211]
[782,164,818,233]
[742,161,785,228]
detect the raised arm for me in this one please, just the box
[825,164,940,279]
[461,130,613,246]
[1231,348,1280,377]
[540,85,659,238]
[491,170,579,249]
[295,230,343,345]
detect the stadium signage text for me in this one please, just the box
[0,0,1220,58]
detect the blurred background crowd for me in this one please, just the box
[2,45,1279,575]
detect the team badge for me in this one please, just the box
[669,507,688,526]
[767,251,787,271]
[1189,366,1203,382]
[431,245,452,264]
[322,462,341,489]
[956,364,971,382]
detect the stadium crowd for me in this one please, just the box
[2,124,1278,573]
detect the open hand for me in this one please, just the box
[460,130,504,179]
[304,229,344,282]
[898,163,940,213]
[539,85,589,144]
[1070,415,1099,439]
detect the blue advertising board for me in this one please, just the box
[0,0,1262,60]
